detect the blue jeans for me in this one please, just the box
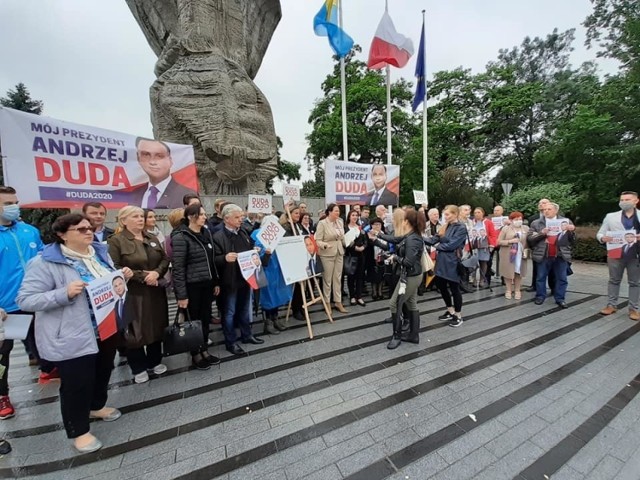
[536,257,568,302]
[220,285,253,348]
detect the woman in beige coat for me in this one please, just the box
[497,211,529,300]
[315,204,348,313]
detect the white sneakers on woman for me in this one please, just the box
[134,363,168,384]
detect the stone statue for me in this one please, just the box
[126,0,281,195]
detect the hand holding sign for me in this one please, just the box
[248,194,272,214]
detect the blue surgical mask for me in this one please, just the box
[0,204,20,222]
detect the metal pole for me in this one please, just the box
[386,65,392,166]
[421,10,428,200]
[339,0,349,163]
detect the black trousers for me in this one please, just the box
[347,255,365,299]
[0,340,13,396]
[186,280,214,355]
[55,334,118,439]
[127,341,163,375]
[435,277,463,312]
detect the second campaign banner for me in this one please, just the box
[325,159,400,206]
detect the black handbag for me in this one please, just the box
[163,308,204,356]
[343,255,358,275]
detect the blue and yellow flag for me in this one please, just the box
[313,0,354,58]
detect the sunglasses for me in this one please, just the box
[68,226,96,234]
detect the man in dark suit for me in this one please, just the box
[129,137,196,209]
[304,236,323,276]
[247,252,268,289]
[112,275,128,331]
[365,164,398,206]
[83,202,114,242]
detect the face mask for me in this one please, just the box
[512,220,523,227]
[0,204,20,222]
[619,201,636,211]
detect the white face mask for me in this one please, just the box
[512,220,523,227]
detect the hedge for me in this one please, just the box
[572,237,607,263]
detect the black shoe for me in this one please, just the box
[242,335,265,345]
[226,344,246,356]
[192,357,211,370]
[384,316,394,323]
[401,310,420,344]
[448,317,463,328]
[526,286,536,292]
[0,439,11,455]
[293,311,305,321]
[264,320,280,335]
[387,335,401,349]
[202,353,221,366]
[438,311,454,321]
[534,297,545,305]
[557,301,568,309]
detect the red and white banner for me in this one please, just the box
[325,159,400,206]
[0,107,198,208]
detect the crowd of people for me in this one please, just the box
[0,184,639,455]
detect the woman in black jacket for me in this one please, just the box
[171,204,220,370]
[370,209,426,349]
[345,209,367,306]
[424,205,468,328]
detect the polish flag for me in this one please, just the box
[367,11,414,69]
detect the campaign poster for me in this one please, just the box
[86,270,127,340]
[278,236,311,285]
[282,183,301,204]
[325,159,400,206]
[304,235,323,277]
[237,250,268,290]
[491,216,508,229]
[256,215,286,251]
[413,190,428,205]
[0,107,197,208]
[545,219,564,236]
[606,230,636,259]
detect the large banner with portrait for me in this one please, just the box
[0,107,198,208]
[325,159,400,206]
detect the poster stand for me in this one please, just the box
[283,202,334,339]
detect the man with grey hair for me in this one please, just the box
[213,204,265,355]
[528,202,576,308]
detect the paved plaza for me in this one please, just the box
[1,262,639,480]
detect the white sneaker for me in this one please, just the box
[134,371,149,384]
[152,364,167,375]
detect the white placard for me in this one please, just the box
[413,190,428,205]
[247,194,273,214]
[282,183,301,204]
[545,219,566,236]
[278,236,311,285]
[3,314,32,340]
[256,215,286,251]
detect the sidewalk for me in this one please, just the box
[0,260,638,480]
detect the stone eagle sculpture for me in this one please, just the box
[126,0,281,195]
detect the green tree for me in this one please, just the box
[502,182,578,218]
[0,83,68,236]
[0,82,43,114]
[305,46,419,198]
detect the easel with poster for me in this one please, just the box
[279,202,333,339]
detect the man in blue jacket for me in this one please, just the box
[0,186,43,419]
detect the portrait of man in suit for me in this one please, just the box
[112,275,129,330]
[129,137,197,209]
[305,236,323,277]
[365,164,398,206]
[247,252,268,290]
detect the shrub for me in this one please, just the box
[572,237,607,263]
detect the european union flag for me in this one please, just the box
[313,0,354,58]
[412,18,426,112]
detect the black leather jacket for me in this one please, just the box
[376,231,424,277]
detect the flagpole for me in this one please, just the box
[421,10,428,200]
[339,0,349,163]
[385,0,391,167]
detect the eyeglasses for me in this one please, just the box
[68,226,96,234]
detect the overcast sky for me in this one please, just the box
[0,0,616,190]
